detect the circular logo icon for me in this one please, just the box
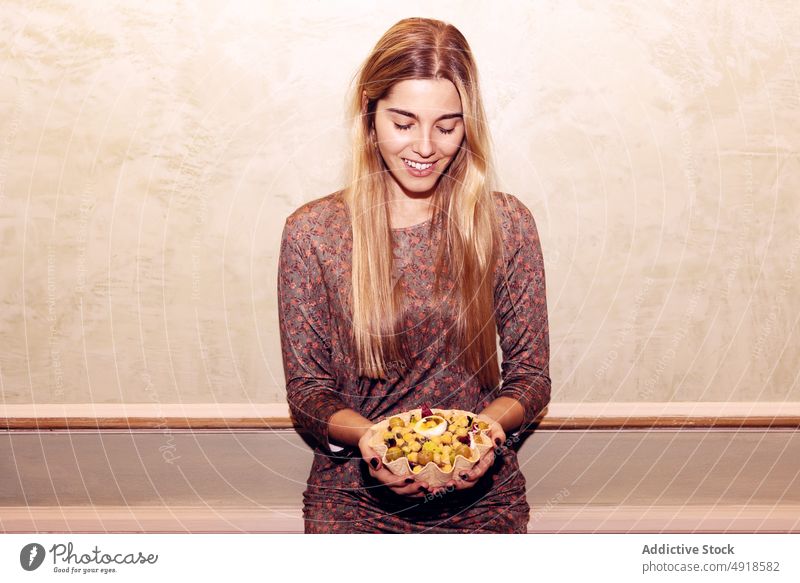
[20,543,46,571]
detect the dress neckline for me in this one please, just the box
[391,218,432,232]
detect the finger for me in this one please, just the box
[491,428,506,449]
[464,450,495,481]
[474,449,496,476]
[368,464,410,487]
[429,483,450,496]
[477,414,505,444]
[358,430,378,456]
[448,469,475,489]
[383,475,428,492]
[450,476,474,490]
[461,468,480,483]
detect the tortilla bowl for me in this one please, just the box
[369,408,494,488]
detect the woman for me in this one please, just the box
[278,17,550,533]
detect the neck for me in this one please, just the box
[389,196,433,228]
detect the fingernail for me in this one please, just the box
[494,437,502,446]
[369,457,379,469]
[404,478,414,484]
[460,472,469,480]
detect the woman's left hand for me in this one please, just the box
[429,412,505,495]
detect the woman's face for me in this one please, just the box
[371,78,465,199]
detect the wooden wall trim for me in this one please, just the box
[2,504,797,533]
[2,402,799,430]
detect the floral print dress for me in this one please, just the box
[277,190,550,533]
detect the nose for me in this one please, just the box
[412,129,435,158]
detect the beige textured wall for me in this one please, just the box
[1,1,798,405]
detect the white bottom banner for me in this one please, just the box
[1,533,796,582]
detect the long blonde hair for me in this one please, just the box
[344,17,500,388]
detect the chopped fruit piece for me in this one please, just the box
[421,404,433,418]
[407,451,418,463]
[412,465,423,474]
[388,417,405,428]
[417,451,433,466]
[386,446,403,462]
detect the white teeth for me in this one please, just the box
[404,159,433,171]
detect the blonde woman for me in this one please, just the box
[278,17,550,533]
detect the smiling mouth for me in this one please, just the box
[403,158,435,171]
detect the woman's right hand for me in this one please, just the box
[358,429,430,498]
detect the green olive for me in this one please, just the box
[388,417,405,429]
[385,446,404,462]
[417,451,433,466]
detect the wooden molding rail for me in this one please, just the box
[3,504,798,533]
[2,402,799,430]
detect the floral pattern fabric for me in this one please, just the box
[278,190,550,533]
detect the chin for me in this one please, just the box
[397,180,440,197]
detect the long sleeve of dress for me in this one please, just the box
[278,217,350,454]
[493,196,551,430]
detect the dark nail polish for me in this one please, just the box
[369,457,379,469]
[404,478,414,484]
[494,437,502,446]
[460,473,469,480]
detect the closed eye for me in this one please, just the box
[393,123,455,135]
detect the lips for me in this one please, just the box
[402,158,437,177]
[403,158,435,170]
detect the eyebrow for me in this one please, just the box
[385,107,463,121]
